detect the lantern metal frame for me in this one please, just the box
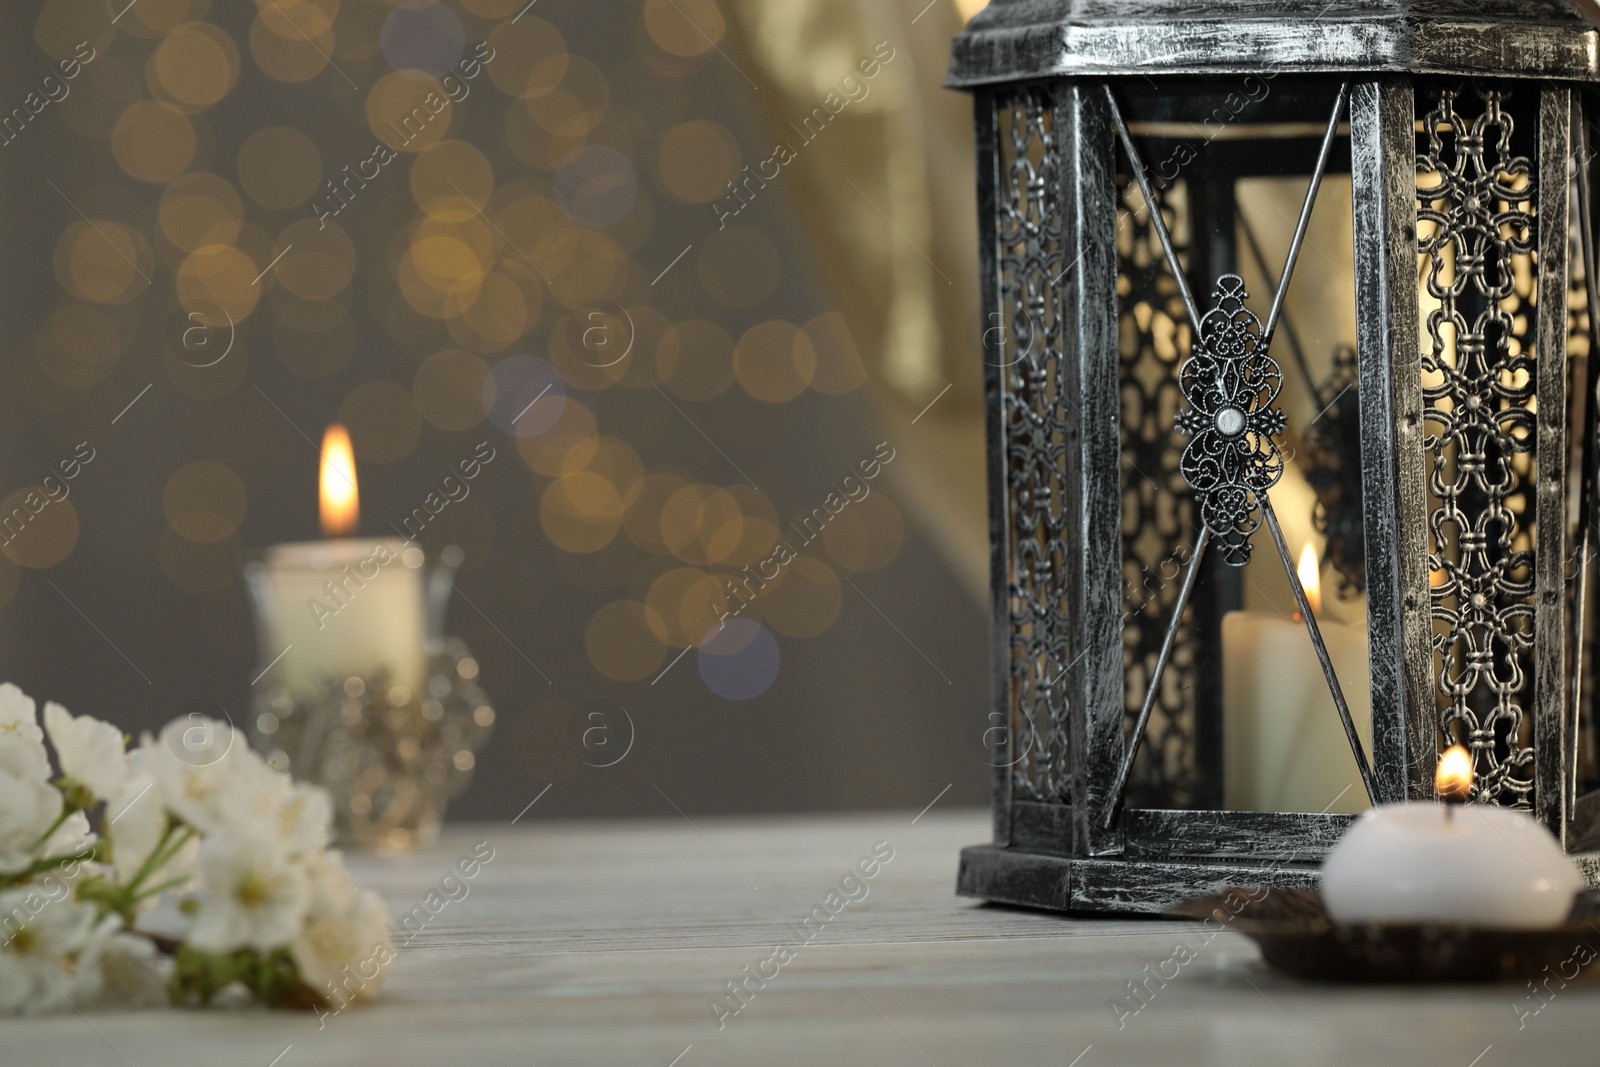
[951,0,1600,914]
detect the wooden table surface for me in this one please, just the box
[12,810,1599,1066]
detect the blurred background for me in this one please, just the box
[0,0,996,820]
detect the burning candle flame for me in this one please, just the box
[319,423,359,538]
[1436,743,1473,803]
[1297,543,1321,617]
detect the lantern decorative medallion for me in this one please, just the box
[952,0,1600,913]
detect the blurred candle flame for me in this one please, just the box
[320,423,359,538]
[1298,542,1321,617]
[1437,743,1473,803]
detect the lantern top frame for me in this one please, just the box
[946,0,1600,88]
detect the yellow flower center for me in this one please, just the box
[236,872,270,909]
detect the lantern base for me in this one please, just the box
[958,844,1600,916]
[957,844,1320,915]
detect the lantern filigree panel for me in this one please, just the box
[995,88,1072,804]
[1415,83,1541,808]
[1116,175,1202,808]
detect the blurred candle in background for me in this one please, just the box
[1223,543,1371,814]
[247,424,428,701]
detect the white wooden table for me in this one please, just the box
[12,811,1598,1065]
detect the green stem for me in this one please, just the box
[26,806,75,854]
[132,874,191,902]
[0,842,104,889]
[121,823,178,896]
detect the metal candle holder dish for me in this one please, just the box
[249,638,494,852]
[1171,889,1600,984]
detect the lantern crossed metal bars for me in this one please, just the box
[950,0,1600,914]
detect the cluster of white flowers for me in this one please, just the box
[0,684,392,1014]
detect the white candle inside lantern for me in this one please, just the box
[252,424,428,701]
[1322,746,1585,929]
[1223,543,1371,813]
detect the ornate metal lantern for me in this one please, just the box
[952,0,1600,913]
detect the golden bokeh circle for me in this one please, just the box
[515,397,598,476]
[410,140,493,221]
[159,173,244,252]
[36,0,115,61]
[541,471,624,553]
[646,567,727,647]
[453,269,531,351]
[150,21,239,110]
[367,71,454,153]
[525,55,608,139]
[130,0,211,35]
[413,349,490,430]
[249,4,333,83]
[176,244,261,323]
[699,225,780,308]
[0,488,78,569]
[642,0,725,57]
[720,485,780,567]
[340,381,422,464]
[821,492,905,572]
[486,17,567,99]
[238,126,323,210]
[585,600,667,681]
[111,101,196,183]
[656,120,739,203]
[275,218,356,300]
[660,483,715,564]
[623,471,688,554]
[536,229,625,310]
[697,488,747,564]
[735,320,816,403]
[57,221,151,305]
[164,461,247,544]
[762,556,842,638]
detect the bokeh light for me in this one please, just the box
[164,462,248,544]
[657,120,739,203]
[555,146,637,227]
[642,0,726,58]
[482,354,565,436]
[585,600,667,681]
[697,619,780,700]
[381,0,465,80]
[149,22,240,110]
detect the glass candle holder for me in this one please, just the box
[244,545,495,851]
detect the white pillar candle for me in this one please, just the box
[253,537,429,701]
[248,423,430,701]
[1222,546,1371,813]
[1322,749,1585,928]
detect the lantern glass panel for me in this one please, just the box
[1111,79,1371,816]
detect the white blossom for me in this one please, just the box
[0,685,49,782]
[292,854,391,1005]
[43,701,127,800]
[0,889,100,1014]
[140,719,267,836]
[0,746,63,875]
[188,832,309,952]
